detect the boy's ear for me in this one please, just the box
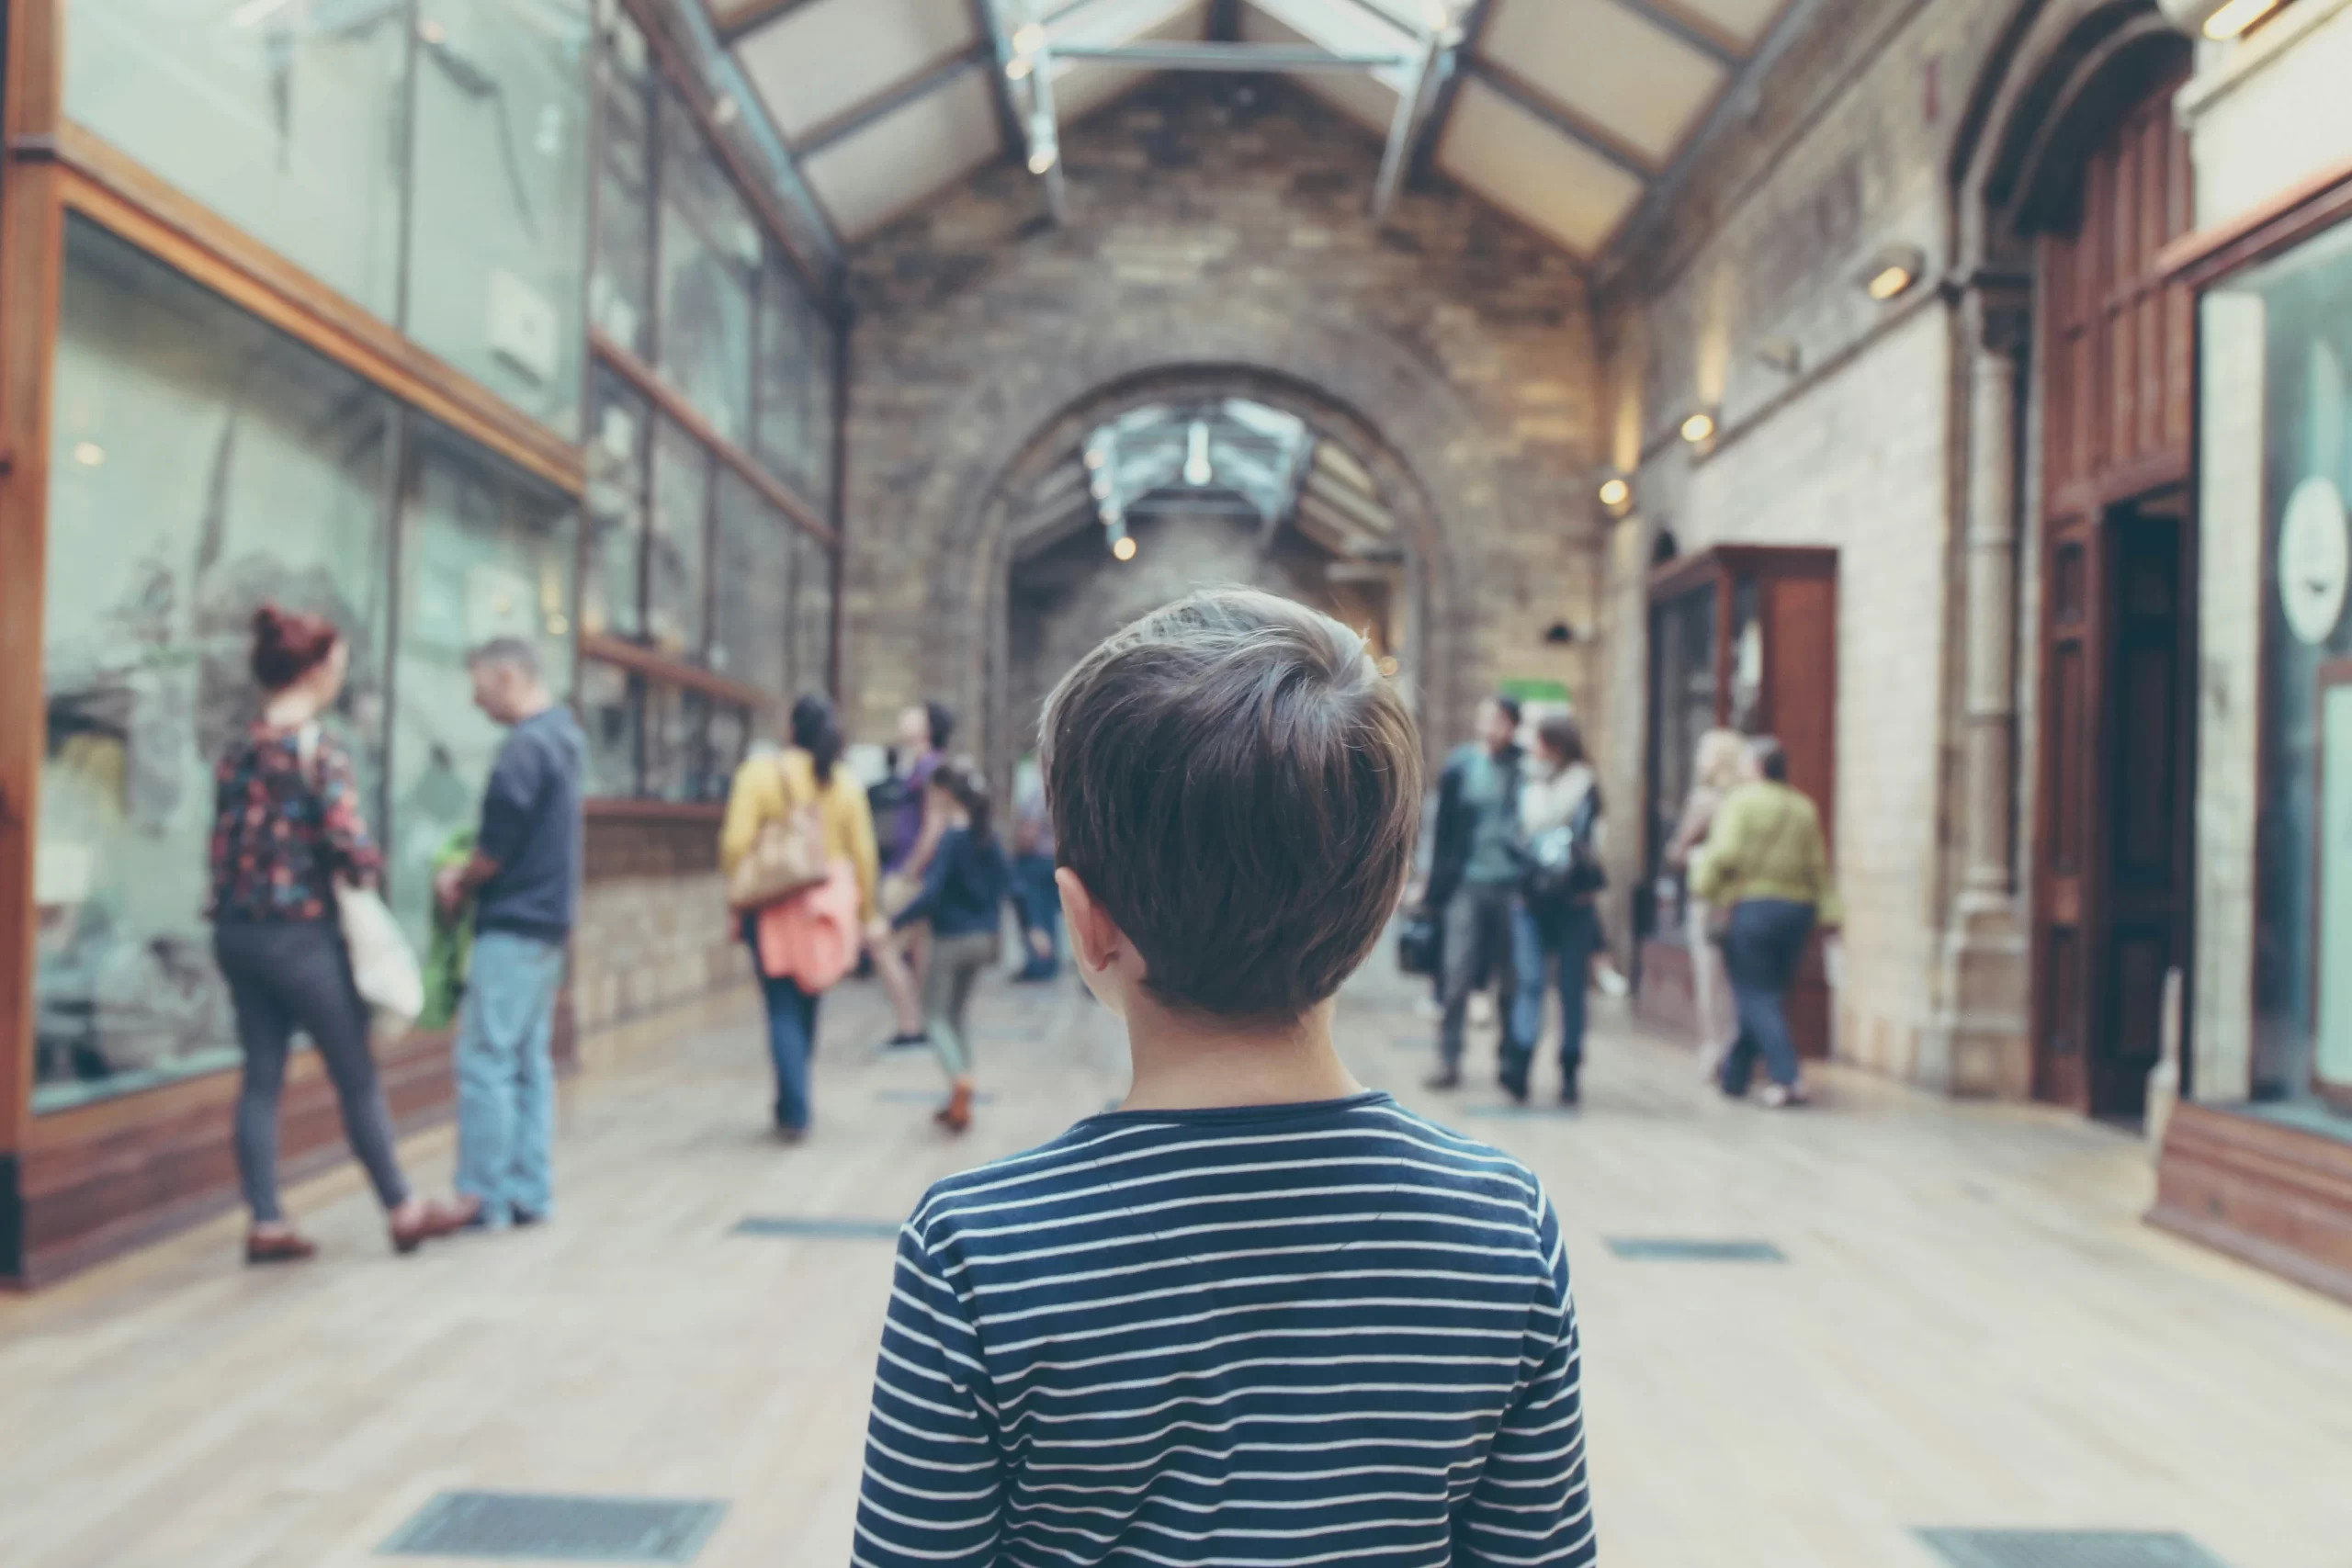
[1056,867,1127,979]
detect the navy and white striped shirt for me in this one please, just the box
[854,1092,1595,1566]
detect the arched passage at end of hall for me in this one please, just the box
[1942,0,2198,1115]
[888,310,1516,792]
[972,369,1452,789]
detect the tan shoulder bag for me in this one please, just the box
[726,754,830,914]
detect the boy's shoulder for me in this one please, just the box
[904,1094,1550,1250]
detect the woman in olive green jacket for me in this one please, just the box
[1690,738,1840,1107]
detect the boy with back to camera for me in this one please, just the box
[853,589,1596,1568]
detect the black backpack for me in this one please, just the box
[1523,786,1606,908]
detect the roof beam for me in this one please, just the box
[1407,0,1494,180]
[967,0,1030,159]
[1464,58,1658,178]
[1371,25,1445,222]
[1599,0,1829,272]
[792,42,992,157]
[1612,0,1742,66]
[714,0,827,45]
[1051,40,1413,71]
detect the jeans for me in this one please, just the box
[214,919,412,1224]
[1509,899,1602,1077]
[923,931,997,1080]
[1440,884,1521,1066]
[749,942,820,1132]
[454,929,567,1226]
[1011,853,1060,977]
[1718,899,1816,1093]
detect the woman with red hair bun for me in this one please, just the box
[207,604,468,1264]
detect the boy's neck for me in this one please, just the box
[1120,997,1364,1112]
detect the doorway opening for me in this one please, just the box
[2028,51,2199,1123]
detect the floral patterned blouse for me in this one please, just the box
[207,723,384,922]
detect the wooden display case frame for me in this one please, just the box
[0,0,850,1285]
[1634,545,1839,1058]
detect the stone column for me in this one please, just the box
[1928,283,2034,1097]
[1960,289,2030,907]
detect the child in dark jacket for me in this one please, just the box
[891,760,1009,1131]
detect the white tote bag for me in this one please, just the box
[299,725,424,1042]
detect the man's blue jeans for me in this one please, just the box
[455,929,567,1227]
[1718,898,1816,1094]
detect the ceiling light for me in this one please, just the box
[1007,56,1033,80]
[1113,536,1138,562]
[1377,655,1402,679]
[2202,0,2280,37]
[1860,243,1926,302]
[1598,476,1631,510]
[417,17,446,44]
[72,440,105,468]
[1012,22,1046,53]
[1026,108,1058,175]
[1083,446,1106,469]
[1679,411,1716,446]
[1184,421,1214,487]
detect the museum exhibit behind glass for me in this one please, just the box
[67,0,594,440]
[2211,216,2352,1116]
[34,221,575,1114]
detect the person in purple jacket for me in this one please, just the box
[871,701,955,1048]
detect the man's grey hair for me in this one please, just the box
[466,637,542,679]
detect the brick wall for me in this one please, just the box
[1591,0,2053,1084]
[572,815,751,1043]
[841,74,1605,767]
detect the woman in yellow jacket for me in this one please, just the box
[719,694,880,1141]
[1690,736,1842,1109]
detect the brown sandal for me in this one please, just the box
[245,1231,318,1266]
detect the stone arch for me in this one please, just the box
[1951,0,2193,275]
[885,302,1525,781]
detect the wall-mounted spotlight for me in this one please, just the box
[1597,470,1632,512]
[1012,21,1046,53]
[1007,55,1034,81]
[1860,243,1927,302]
[1679,410,1717,446]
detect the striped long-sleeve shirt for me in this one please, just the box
[854,1091,1595,1567]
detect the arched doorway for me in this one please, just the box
[1953,1,2198,1119]
[937,366,1467,791]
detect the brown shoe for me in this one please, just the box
[938,1078,976,1134]
[245,1230,318,1266]
[390,1197,476,1255]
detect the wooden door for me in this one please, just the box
[2036,506,2104,1108]
[2030,62,2195,1115]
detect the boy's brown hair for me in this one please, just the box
[1038,588,1423,1021]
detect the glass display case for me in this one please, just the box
[2204,214,2352,1120]
[1636,545,1839,1057]
[36,220,398,1112]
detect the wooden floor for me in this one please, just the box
[5,959,2349,1568]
